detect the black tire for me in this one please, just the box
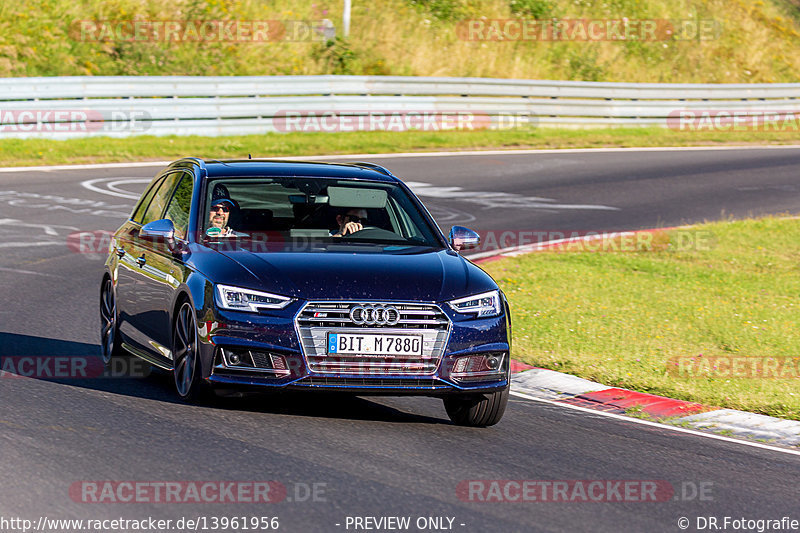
[100,277,126,365]
[443,387,509,427]
[172,301,208,402]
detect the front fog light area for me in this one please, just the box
[217,347,290,376]
[220,347,254,368]
[451,353,507,381]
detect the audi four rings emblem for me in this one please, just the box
[349,304,400,326]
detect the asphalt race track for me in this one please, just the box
[1,147,800,532]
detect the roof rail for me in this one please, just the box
[171,157,207,176]
[172,157,206,169]
[349,162,394,177]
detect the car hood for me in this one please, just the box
[206,246,498,302]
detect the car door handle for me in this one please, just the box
[116,247,126,258]
[136,254,146,267]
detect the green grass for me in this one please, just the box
[481,216,800,420]
[2,0,800,82]
[1,127,799,167]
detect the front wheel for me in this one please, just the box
[172,301,206,401]
[100,278,125,364]
[443,387,509,427]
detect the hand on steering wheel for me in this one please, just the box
[339,221,363,236]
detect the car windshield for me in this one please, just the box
[202,177,444,250]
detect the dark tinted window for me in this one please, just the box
[203,177,443,248]
[131,176,165,223]
[142,172,183,226]
[164,173,194,240]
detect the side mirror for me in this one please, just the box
[140,219,177,251]
[449,226,480,252]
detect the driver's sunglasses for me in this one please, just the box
[211,204,230,213]
[346,215,367,224]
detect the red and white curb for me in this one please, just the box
[509,366,800,447]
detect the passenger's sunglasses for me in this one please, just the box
[211,204,230,213]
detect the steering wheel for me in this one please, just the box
[341,226,401,240]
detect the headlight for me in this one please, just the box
[448,290,502,318]
[215,284,293,312]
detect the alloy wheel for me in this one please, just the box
[100,279,117,364]
[173,302,198,398]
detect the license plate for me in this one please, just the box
[327,333,423,356]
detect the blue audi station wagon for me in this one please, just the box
[101,158,511,426]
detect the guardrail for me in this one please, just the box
[1,76,798,139]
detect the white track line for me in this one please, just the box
[0,242,62,248]
[3,144,800,172]
[0,266,60,277]
[81,177,151,200]
[510,390,800,458]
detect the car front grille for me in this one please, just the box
[295,301,450,375]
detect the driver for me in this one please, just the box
[331,208,368,237]
[207,184,241,237]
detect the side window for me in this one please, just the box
[388,195,417,239]
[132,176,165,224]
[164,173,194,240]
[141,172,183,226]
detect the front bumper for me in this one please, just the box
[200,300,511,396]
